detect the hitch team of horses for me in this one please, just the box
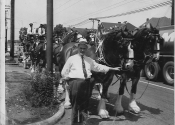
[18,21,164,124]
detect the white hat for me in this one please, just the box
[77,34,83,39]
[75,38,91,48]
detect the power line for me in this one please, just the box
[69,0,171,28]
[54,0,71,12]
[63,0,138,25]
[37,0,81,22]
[71,20,92,28]
[95,0,171,19]
[69,19,90,27]
[54,0,82,16]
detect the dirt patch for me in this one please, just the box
[6,72,61,125]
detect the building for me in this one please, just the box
[140,17,171,28]
[98,21,137,34]
[66,27,97,37]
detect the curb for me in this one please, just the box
[5,63,18,65]
[26,103,65,125]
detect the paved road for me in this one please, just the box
[55,76,174,125]
[5,63,174,125]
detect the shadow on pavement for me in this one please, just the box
[87,92,163,124]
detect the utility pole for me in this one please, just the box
[46,0,53,72]
[171,0,174,25]
[5,10,8,52]
[89,18,100,29]
[10,0,15,58]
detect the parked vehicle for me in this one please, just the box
[144,25,174,85]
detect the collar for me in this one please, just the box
[78,53,86,58]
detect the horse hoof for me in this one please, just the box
[98,109,110,119]
[128,101,140,114]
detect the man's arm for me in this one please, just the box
[91,59,121,73]
[42,29,46,35]
[38,28,41,35]
[61,57,72,79]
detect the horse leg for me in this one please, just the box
[98,72,114,118]
[128,71,141,113]
[30,51,35,73]
[64,82,71,109]
[114,73,127,115]
[96,83,103,100]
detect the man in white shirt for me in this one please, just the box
[61,38,121,125]
[27,23,34,35]
[27,23,35,41]
[38,24,46,41]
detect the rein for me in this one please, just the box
[124,55,156,100]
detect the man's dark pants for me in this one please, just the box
[67,78,93,125]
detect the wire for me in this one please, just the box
[54,0,82,16]
[37,0,81,22]
[70,19,91,28]
[63,0,138,25]
[54,0,72,12]
[94,0,171,19]
[67,0,171,28]
[71,21,91,28]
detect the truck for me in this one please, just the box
[144,25,174,86]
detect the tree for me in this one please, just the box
[53,24,67,38]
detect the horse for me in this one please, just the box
[53,31,83,72]
[30,31,80,73]
[99,23,163,116]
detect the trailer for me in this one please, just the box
[144,25,174,85]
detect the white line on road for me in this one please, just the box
[139,80,174,91]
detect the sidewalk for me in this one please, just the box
[5,59,65,125]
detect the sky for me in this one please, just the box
[5,0,172,40]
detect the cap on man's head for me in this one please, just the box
[78,38,87,45]
[75,38,90,48]
[77,34,82,39]
[29,23,33,26]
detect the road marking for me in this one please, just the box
[139,80,174,91]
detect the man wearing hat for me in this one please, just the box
[27,23,34,41]
[38,24,46,42]
[61,38,121,125]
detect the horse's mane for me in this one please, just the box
[103,30,131,53]
[101,30,131,67]
[62,31,77,45]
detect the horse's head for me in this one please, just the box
[132,23,163,62]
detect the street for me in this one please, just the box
[55,74,174,125]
